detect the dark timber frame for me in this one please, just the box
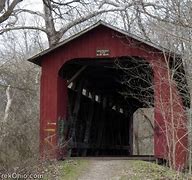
[59,57,154,157]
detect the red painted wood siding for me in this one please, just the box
[39,25,187,169]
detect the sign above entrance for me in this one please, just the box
[96,49,110,56]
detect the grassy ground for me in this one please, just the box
[42,160,89,180]
[43,160,192,180]
[60,160,89,180]
[120,161,190,180]
[42,159,89,180]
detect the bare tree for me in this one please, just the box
[0,29,41,169]
[114,49,189,170]
[0,0,131,47]
[0,0,23,24]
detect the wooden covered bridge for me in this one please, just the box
[29,21,190,170]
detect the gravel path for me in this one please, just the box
[78,160,132,180]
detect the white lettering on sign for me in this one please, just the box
[96,49,110,56]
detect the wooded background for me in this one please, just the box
[0,0,192,172]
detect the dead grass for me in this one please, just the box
[120,160,192,180]
[42,159,89,180]
[41,160,192,180]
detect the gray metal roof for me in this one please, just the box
[28,20,180,66]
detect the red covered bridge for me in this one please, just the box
[29,21,190,170]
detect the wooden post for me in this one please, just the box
[67,66,87,86]
[82,92,95,156]
[96,96,107,155]
[129,115,133,155]
[68,80,84,156]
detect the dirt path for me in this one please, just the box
[78,160,133,180]
[60,159,188,179]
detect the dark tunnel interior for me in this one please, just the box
[59,57,154,157]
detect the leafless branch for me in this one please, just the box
[49,0,80,6]
[0,26,47,35]
[59,7,129,38]
[0,0,6,12]
[13,9,45,18]
[0,0,23,24]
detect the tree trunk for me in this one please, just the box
[43,0,61,47]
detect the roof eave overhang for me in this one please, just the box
[27,20,182,66]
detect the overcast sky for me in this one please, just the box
[20,0,43,12]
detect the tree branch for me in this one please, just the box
[0,0,23,24]
[0,26,47,35]
[58,8,129,40]
[50,0,80,6]
[0,0,6,12]
[13,8,45,18]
